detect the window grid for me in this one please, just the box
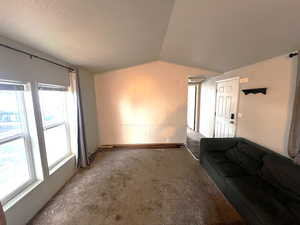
[0,80,73,205]
[38,86,72,170]
[0,83,36,204]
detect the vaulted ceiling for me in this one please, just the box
[1,0,300,73]
[161,0,300,72]
[0,0,175,72]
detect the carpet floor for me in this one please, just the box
[28,148,245,225]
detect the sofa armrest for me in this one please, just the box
[200,138,240,163]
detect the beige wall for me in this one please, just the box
[78,68,98,155]
[200,54,297,157]
[94,61,216,145]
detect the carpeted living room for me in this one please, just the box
[1,1,300,225]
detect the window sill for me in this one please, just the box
[49,154,76,176]
[3,154,76,212]
[3,180,42,212]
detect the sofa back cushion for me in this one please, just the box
[237,142,266,161]
[261,154,300,201]
[225,142,265,175]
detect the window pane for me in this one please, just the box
[0,91,22,138]
[39,90,66,126]
[0,138,31,201]
[44,125,69,167]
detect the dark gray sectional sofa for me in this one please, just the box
[200,137,300,225]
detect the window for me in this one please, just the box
[39,85,71,169]
[0,82,36,204]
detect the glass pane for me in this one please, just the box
[0,138,31,201]
[39,90,66,126]
[0,91,23,138]
[44,125,69,167]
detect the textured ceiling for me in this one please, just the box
[161,0,300,72]
[0,0,175,72]
[1,0,300,73]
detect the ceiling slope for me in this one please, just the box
[0,0,174,72]
[1,0,300,73]
[161,0,300,72]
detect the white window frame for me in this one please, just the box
[0,81,36,205]
[38,84,72,170]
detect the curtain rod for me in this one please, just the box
[0,43,75,72]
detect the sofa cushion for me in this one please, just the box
[237,142,266,161]
[205,152,230,164]
[226,147,261,175]
[205,151,248,177]
[226,176,297,225]
[260,154,300,201]
[209,160,247,177]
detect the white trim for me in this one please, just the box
[1,178,36,206]
[0,79,28,87]
[38,87,72,169]
[44,121,65,130]
[48,151,72,171]
[3,180,42,212]
[31,82,49,178]
[3,154,75,211]
[184,145,199,161]
[0,133,23,144]
[38,83,68,91]
[49,154,75,175]
[233,78,240,137]
[43,124,72,170]
[19,91,37,184]
[0,87,37,205]
[216,77,240,83]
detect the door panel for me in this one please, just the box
[214,78,239,138]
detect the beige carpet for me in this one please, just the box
[28,148,245,225]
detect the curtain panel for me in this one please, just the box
[69,70,89,168]
[288,53,300,164]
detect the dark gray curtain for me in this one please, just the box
[74,70,89,168]
[288,54,300,164]
[0,202,6,225]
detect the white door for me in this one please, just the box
[214,78,239,137]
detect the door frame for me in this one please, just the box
[213,77,240,137]
[187,82,201,131]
